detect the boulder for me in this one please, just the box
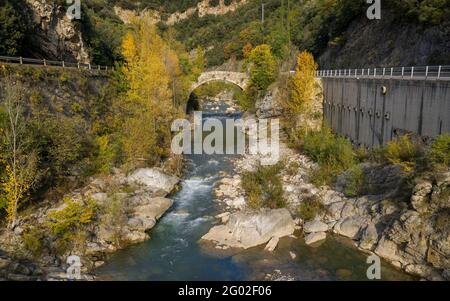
[122,230,149,244]
[216,212,231,224]
[201,208,295,249]
[303,220,329,234]
[90,192,108,205]
[326,201,346,222]
[130,197,174,231]
[255,90,282,119]
[305,232,327,245]
[333,216,367,239]
[374,236,402,263]
[358,223,379,250]
[127,168,179,194]
[410,180,433,213]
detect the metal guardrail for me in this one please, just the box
[0,55,113,71]
[316,65,450,80]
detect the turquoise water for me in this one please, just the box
[95,102,414,281]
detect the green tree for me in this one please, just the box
[0,79,39,228]
[0,0,27,56]
[247,44,277,92]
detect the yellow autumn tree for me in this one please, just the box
[289,51,318,113]
[121,18,177,168]
[1,79,39,229]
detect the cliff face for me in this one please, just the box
[114,0,248,26]
[25,0,89,63]
[166,0,248,25]
[318,8,450,68]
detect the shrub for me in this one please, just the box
[22,226,46,257]
[384,135,423,173]
[241,163,286,209]
[429,133,450,167]
[297,195,326,222]
[94,135,121,175]
[309,163,340,187]
[235,87,257,111]
[285,125,308,150]
[343,165,366,197]
[45,197,97,254]
[101,193,126,245]
[303,125,355,185]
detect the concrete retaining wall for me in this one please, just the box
[322,77,450,148]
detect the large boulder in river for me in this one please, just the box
[128,197,174,232]
[201,208,295,249]
[127,168,179,194]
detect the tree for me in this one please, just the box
[289,51,318,113]
[0,79,38,228]
[120,18,178,168]
[0,0,27,56]
[242,43,253,59]
[191,46,206,81]
[247,44,277,93]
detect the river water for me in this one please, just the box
[96,101,414,281]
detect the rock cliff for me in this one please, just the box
[25,0,89,63]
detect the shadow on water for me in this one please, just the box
[95,100,415,281]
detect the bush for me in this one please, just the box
[235,87,257,111]
[0,1,27,56]
[303,125,355,185]
[429,133,450,167]
[384,135,423,173]
[343,165,366,197]
[94,135,122,175]
[297,195,326,222]
[45,197,97,254]
[22,226,46,257]
[241,163,286,209]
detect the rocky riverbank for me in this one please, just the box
[201,136,450,281]
[0,168,180,281]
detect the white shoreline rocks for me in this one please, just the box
[201,208,295,250]
[128,168,179,195]
[210,133,450,280]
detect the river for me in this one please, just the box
[95,100,414,281]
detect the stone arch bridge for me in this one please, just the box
[190,71,249,93]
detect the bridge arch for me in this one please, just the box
[186,71,249,114]
[190,71,249,93]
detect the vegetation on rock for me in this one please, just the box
[241,163,286,209]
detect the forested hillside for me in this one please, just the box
[166,0,450,67]
[1,0,449,67]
